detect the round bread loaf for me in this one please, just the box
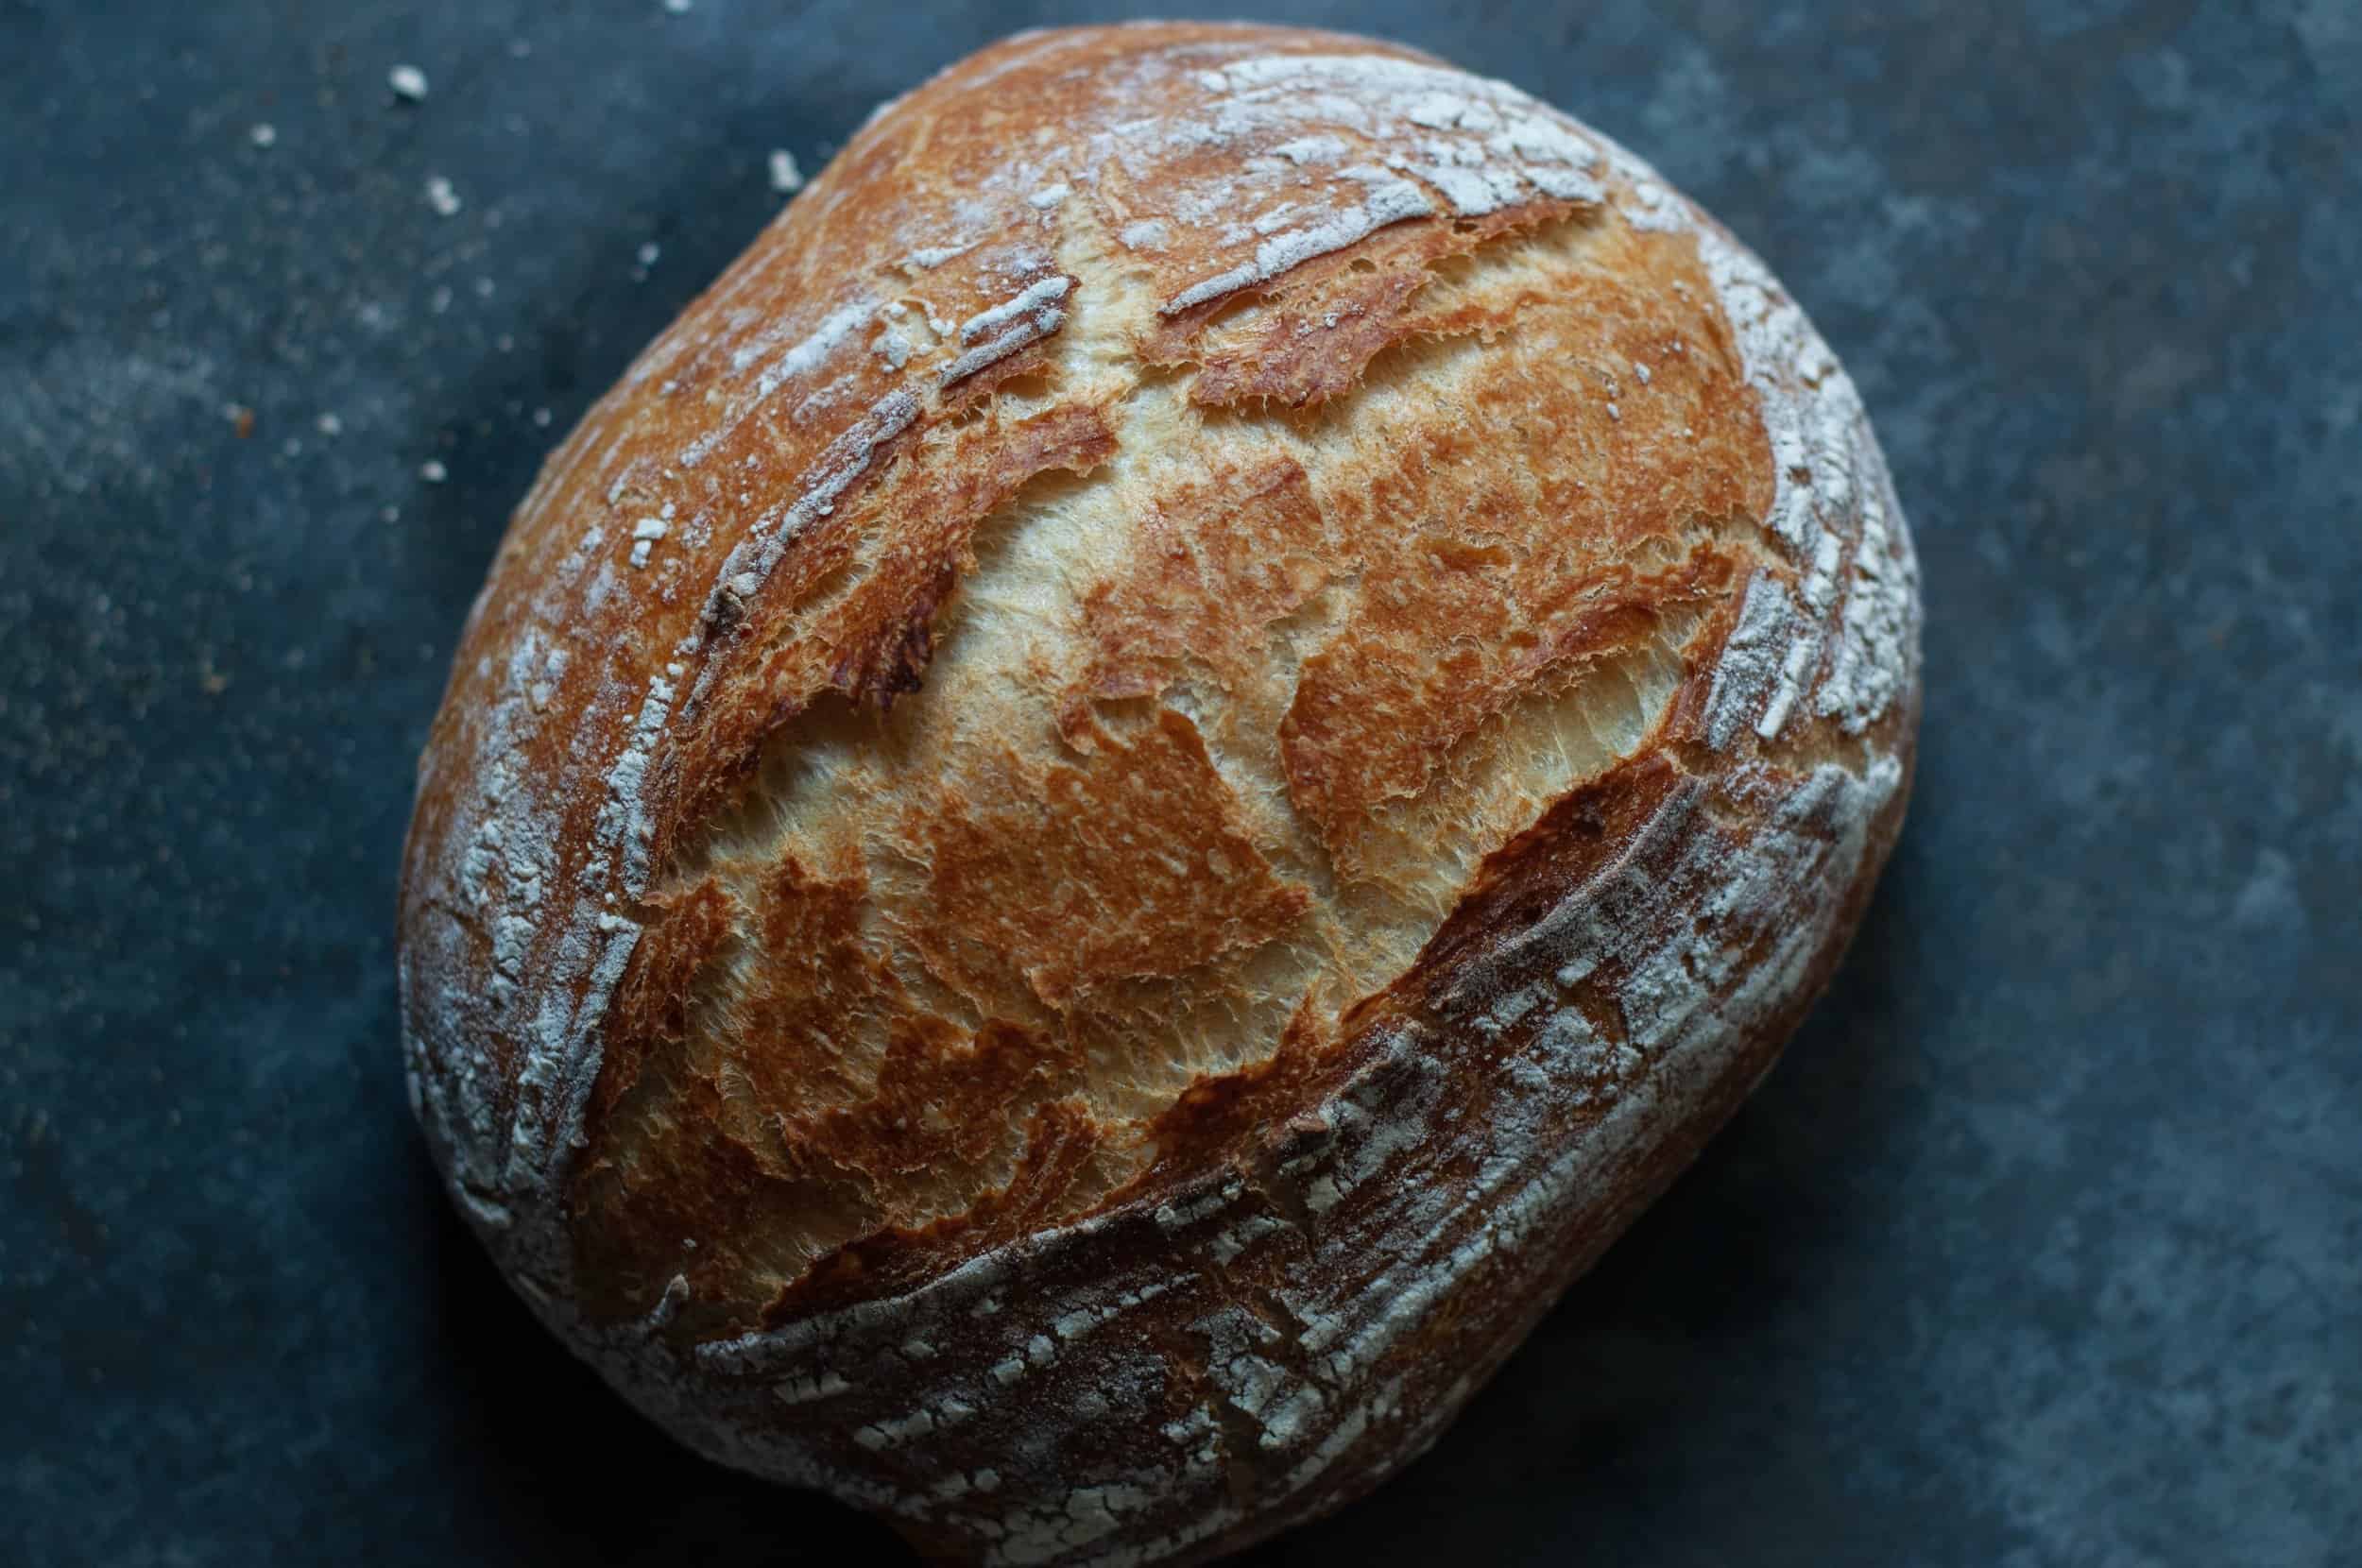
[400,22,1920,1564]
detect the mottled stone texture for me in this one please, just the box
[2,3,2355,1564]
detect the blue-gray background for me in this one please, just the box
[5,3,2357,1563]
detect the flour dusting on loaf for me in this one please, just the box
[398,24,1920,1564]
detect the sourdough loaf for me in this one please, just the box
[399,22,1921,1564]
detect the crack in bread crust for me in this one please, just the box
[397,24,1922,1567]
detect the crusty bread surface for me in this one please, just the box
[399,22,1922,1565]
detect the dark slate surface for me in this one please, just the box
[5,2,2358,1563]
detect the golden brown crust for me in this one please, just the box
[1150,201,1578,410]
[916,707,1314,1015]
[398,22,1922,1565]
